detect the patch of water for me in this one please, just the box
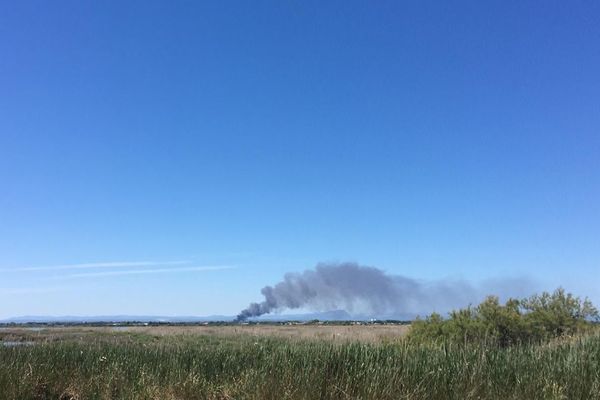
[0,327,44,332]
[111,326,131,332]
[2,341,35,347]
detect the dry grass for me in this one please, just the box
[1,323,410,344]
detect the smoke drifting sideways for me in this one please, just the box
[235,262,534,321]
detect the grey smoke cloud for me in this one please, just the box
[236,262,535,321]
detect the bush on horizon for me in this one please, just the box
[409,288,599,347]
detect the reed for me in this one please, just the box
[1,331,599,399]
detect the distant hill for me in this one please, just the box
[1,310,417,324]
[0,315,235,324]
[253,310,354,322]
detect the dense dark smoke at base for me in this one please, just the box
[236,263,534,321]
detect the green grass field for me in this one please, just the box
[1,327,600,400]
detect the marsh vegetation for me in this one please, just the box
[0,289,598,399]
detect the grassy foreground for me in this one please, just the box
[1,331,600,400]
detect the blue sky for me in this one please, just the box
[1,1,599,318]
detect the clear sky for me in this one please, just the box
[1,1,599,319]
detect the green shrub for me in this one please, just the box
[409,288,598,346]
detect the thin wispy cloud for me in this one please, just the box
[0,287,67,295]
[2,260,190,273]
[61,265,235,279]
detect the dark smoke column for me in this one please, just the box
[235,262,415,321]
[235,302,269,322]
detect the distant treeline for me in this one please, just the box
[0,320,412,328]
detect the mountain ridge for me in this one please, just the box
[1,310,416,323]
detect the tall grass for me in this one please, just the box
[1,332,600,399]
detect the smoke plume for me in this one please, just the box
[236,262,533,321]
